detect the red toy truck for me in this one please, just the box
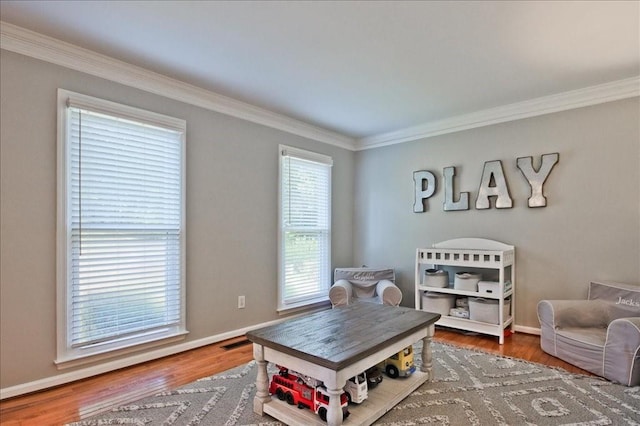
[269,368,350,422]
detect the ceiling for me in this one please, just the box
[1,1,639,144]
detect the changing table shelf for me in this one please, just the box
[415,238,515,344]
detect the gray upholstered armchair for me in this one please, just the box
[329,267,402,307]
[537,281,640,386]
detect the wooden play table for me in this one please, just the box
[246,303,440,426]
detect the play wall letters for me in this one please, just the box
[413,153,559,212]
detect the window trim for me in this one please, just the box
[277,145,332,312]
[55,89,187,368]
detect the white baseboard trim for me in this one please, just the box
[0,316,291,400]
[514,324,541,335]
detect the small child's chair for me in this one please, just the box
[537,281,640,386]
[329,267,402,307]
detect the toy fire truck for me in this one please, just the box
[279,366,368,404]
[269,368,350,422]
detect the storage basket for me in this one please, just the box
[424,269,449,288]
[421,291,455,316]
[454,272,481,291]
[468,297,511,324]
[478,281,500,295]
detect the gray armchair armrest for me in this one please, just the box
[376,280,402,306]
[538,299,610,329]
[329,279,353,307]
[603,317,640,386]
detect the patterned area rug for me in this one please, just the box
[68,341,640,425]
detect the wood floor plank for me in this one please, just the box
[0,329,590,425]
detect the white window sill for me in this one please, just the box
[55,330,188,370]
[277,298,331,316]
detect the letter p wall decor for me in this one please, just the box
[413,170,436,212]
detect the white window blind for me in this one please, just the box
[57,90,186,364]
[278,146,332,311]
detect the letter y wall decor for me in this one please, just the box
[413,153,559,213]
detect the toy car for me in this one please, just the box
[365,365,383,388]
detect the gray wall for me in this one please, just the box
[353,98,640,328]
[0,50,354,389]
[2,46,639,392]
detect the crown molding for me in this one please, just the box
[357,76,640,150]
[0,21,356,150]
[2,21,638,153]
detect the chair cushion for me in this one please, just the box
[334,268,395,285]
[588,281,640,321]
[354,296,382,304]
[557,327,607,348]
[353,285,376,299]
[555,327,608,376]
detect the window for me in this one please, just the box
[278,145,332,311]
[56,89,186,365]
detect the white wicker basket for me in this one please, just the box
[421,291,455,316]
[424,269,449,288]
[454,272,481,291]
[468,297,510,324]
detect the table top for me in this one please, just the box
[246,303,440,370]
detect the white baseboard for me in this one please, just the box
[0,317,286,400]
[514,324,541,335]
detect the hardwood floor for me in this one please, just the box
[0,329,591,426]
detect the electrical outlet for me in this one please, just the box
[238,295,246,309]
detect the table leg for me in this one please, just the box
[420,324,435,381]
[325,386,344,426]
[252,344,270,415]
